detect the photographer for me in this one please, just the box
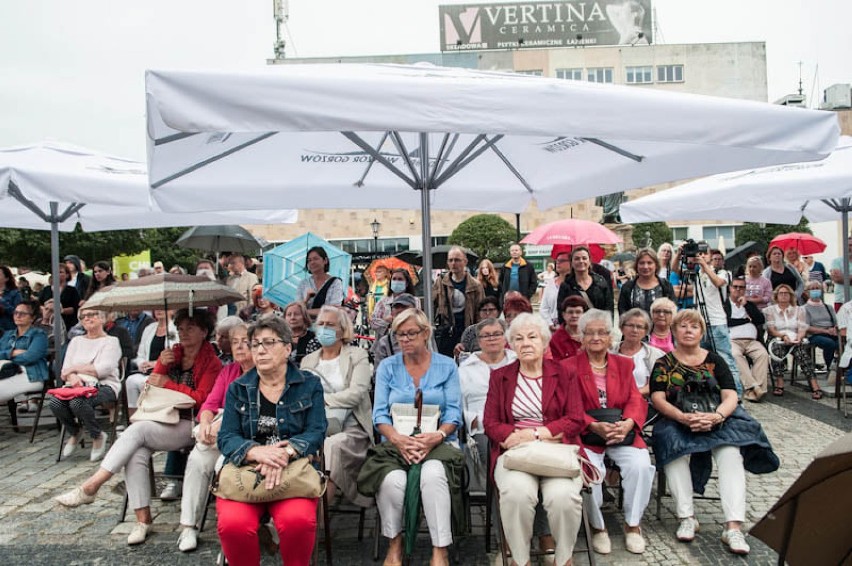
[673,241,743,397]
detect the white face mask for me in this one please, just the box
[196,268,215,281]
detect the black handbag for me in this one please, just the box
[581,408,636,447]
[675,378,721,415]
[433,282,456,357]
[0,362,22,380]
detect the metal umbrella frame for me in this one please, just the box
[175,224,263,255]
[81,273,244,313]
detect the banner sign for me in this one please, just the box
[439,1,653,51]
[113,250,151,280]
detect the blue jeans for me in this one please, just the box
[808,334,838,367]
[702,324,743,397]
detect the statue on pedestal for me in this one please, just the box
[595,191,627,224]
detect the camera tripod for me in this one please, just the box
[675,256,717,352]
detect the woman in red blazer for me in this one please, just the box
[562,309,655,557]
[483,313,586,566]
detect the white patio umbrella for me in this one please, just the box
[621,136,852,329]
[145,63,839,318]
[0,141,298,363]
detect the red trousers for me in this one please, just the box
[217,496,318,566]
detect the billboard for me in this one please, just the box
[440,1,653,51]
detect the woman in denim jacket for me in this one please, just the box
[217,316,327,566]
[0,299,49,403]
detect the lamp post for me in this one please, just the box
[370,218,381,254]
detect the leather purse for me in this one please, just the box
[675,378,721,416]
[212,457,326,503]
[581,408,636,447]
[130,382,195,424]
[501,441,602,485]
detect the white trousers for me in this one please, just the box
[664,445,746,523]
[125,373,147,408]
[584,445,655,530]
[376,459,452,547]
[494,454,583,566]
[180,442,221,527]
[0,371,42,403]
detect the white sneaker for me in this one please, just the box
[55,487,96,507]
[160,481,182,500]
[62,431,84,458]
[127,522,151,545]
[625,530,646,554]
[90,432,108,462]
[676,517,700,542]
[591,530,611,554]
[721,529,750,555]
[178,527,198,552]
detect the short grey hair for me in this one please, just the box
[248,315,293,344]
[507,312,552,347]
[475,317,507,338]
[317,305,354,343]
[578,309,613,335]
[216,315,244,337]
[619,308,651,332]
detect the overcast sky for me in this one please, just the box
[1,0,849,161]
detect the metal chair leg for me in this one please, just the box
[7,399,20,433]
[29,391,47,443]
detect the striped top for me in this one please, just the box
[511,372,543,429]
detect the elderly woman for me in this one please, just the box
[502,291,533,326]
[657,243,674,280]
[176,322,254,552]
[239,284,279,322]
[550,296,589,361]
[50,308,122,462]
[744,256,773,310]
[0,299,49,404]
[301,305,373,507]
[763,246,805,301]
[361,308,463,566]
[55,309,221,547]
[565,309,654,555]
[370,268,419,340]
[803,280,838,373]
[617,249,675,315]
[297,246,344,318]
[650,310,778,555]
[558,246,614,313]
[648,298,677,353]
[215,316,326,566]
[614,308,665,396]
[454,297,501,358]
[484,313,587,566]
[764,284,822,398]
[284,301,321,365]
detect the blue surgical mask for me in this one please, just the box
[390,280,407,294]
[809,290,822,300]
[314,326,338,347]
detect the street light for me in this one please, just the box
[370,218,381,253]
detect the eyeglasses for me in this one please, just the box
[13,310,32,317]
[79,312,100,320]
[479,332,504,340]
[730,285,746,290]
[231,338,250,347]
[651,310,673,316]
[250,338,287,350]
[622,323,647,331]
[395,329,424,341]
[583,330,610,337]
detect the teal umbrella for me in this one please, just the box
[263,232,351,307]
[403,389,425,556]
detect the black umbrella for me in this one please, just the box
[403,389,425,556]
[394,245,479,268]
[724,241,761,275]
[175,224,261,255]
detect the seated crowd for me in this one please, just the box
[7,237,843,566]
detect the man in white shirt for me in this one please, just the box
[226,254,259,312]
[727,277,769,401]
[539,251,571,329]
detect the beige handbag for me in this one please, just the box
[212,457,326,503]
[502,441,602,485]
[130,382,195,424]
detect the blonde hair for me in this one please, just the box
[671,309,706,336]
[390,308,432,341]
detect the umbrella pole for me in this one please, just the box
[164,297,170,348]
[419,133,433,324]
[50,203,63,377]
[843,203,850,307]
[776,495,798,566]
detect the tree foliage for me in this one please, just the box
[0,225,204,272]
[448,214,517,264]
[734,219,812,254]
[629,222,673,250]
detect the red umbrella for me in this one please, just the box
[521,219,622,247]
[364,257,418,285]
[769,232,826,255]
[551,244,605,263]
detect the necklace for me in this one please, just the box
[589,358,608,370]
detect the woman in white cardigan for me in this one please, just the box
[125,310,178,412]
[300,305,373,506]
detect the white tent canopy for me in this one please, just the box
[145,63,840,317]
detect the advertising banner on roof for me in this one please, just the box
[439,0,653,51]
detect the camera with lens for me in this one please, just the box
[681,239,709,258]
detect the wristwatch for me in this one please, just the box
[285,445,297,458]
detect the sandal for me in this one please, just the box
[772,386,785,396]
[811,389,825,400]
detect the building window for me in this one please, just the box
[626,66,653,84]
[329,237,410,254]
[701,225,736,250]
[587,67,613,83]
[657,65,684,83]
[517,69,543,76]
[556,68,583,81]
[671,227,689,242]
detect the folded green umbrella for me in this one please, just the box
[403,389,424,556]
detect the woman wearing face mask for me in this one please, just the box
[803,281,838,374]
[370,268,419,341]
[301,306,373,507]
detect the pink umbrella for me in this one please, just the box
[550,244,605,263]
[521,219,622,247]
[769,232,827,255]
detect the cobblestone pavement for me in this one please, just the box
[1,377,849,566]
